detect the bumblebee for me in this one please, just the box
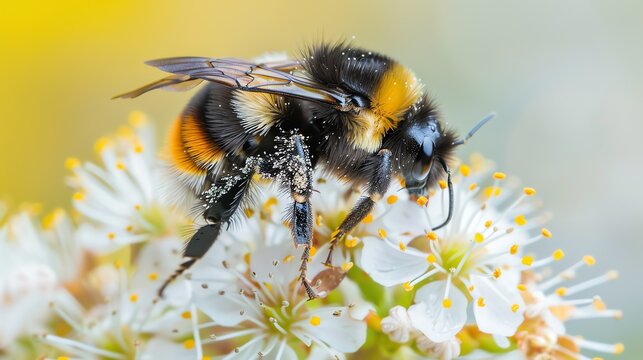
[116,42,491,299]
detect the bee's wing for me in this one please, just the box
[114,57,352,109]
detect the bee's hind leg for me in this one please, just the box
[157,169,254,298]
[323,149,392,267]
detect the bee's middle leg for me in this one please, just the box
[323,149,392,267]
[280,134,317,300]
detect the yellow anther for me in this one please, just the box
[202,357,212,360]
[459,164,471,177]
[125,225,133,232]
[583,255,596,266]
[607,270,619,280]
[426,232,438,241]
[94,137,111,153]
[493,268,502,279]
[510,244,519,255]
[541,228,552,238]
[134,204,142,211]
[484,220,493,228]
[262,197,278,211]
[309,316,321,326]
[511,304,520,313]
[403,282,414,292]
[129,293,138,303]
[517,284,527,291]
[514,215,527,226]
[181,311,192,319]
[310,246,317,257]
[398,242,406,251]
[72,192,85,201]
[521,255,534,266]
[315,214,323,226]
[483,186,501,198]
[65,157,81,170]
[244,208,255,218]
[57,357,70,360]
[386,195,398,204]
[345,237,359,248]
[426,253,437,264]
[362,213,374,224]
[555,287,567,296]
[243,252,251,265]
[477,297,486,307]
[129,111,147,127]
[378,229,387,239]
[523,187,536,196]
[283,254,295,263]
[474,233,484,243]
[257,282,271,293]
[614,343,625,354]
[416,196,428,207]
[593,298,606,311]
[442,298,452,309]
[183,339,195,350]
[468,183,478,191]
[42,208,65,229]
[399,178,406,188]
[107,232,115,240]
[468,285,475,292]
[493,172,506,180]
[438,180,447,189]
[342,262,354,271]
[553,249,565,261]
[148,272,158,281]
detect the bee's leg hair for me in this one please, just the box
[323,149,392,267]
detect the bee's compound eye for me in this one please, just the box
[349,94,369,108]
[429,124,437,132]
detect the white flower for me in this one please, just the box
[43,240,195,360]
[67,112,186,252]
[516,255,624,359]
[380,305,414,343]
[192,241,366,359]
[361,157,556,342]
[0,209,80,349]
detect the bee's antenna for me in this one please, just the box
[432,158,453,231]
[452,112,495,146]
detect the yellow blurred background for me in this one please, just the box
[1,1,641,357]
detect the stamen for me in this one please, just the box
[577,339,624,355]
[409,269,439,287]
[563,271,618,297]
[43,334,125,359]
[269,317,288,335]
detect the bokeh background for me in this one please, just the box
[1,1,641,357]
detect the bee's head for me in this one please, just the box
[394,97,457,195]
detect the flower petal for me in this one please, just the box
[296,306,367,353]
[360,236,428,286]
[471,274,525,337]
[409,281,468,342]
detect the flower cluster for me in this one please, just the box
[0,115,624,359]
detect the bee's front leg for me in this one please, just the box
[323,149,392,267]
